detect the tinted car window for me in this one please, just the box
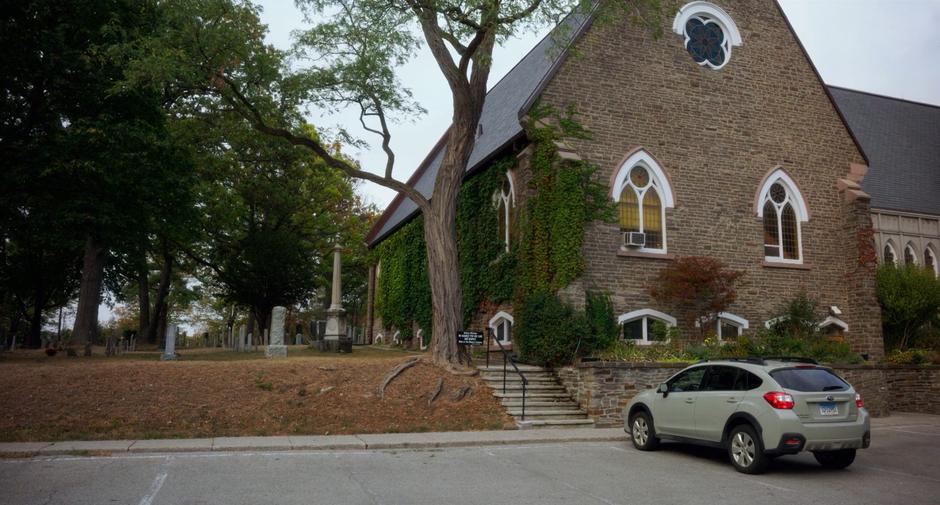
[770,368,848,392]
[668,367,706,392]
[702,366,738,391]
[733,370,762,391]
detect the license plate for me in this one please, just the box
[819,402,839,416]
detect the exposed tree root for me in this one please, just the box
[378,357,420,397]
[428,378,444,406]
[451,385,472,402]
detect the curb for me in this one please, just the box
[0,428,629,458]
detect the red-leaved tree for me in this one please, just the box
[650,256,744,338]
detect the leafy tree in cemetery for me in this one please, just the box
[1,0,199,352]
[876,264,940,350]
[650,256,744,339]
[129,0,668,366]
[179,112,372,339]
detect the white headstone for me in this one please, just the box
[161,324,178,361]
[265,306,288,358]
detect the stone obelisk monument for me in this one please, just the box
[265,306,288,358]
[323,244,347,352]
[161,324,178,361]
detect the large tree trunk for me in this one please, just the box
[72,235,106,355]
[424,87,484,367]
[137,260,150,344]
[146,250,173,344]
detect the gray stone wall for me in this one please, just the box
[558,362,940,426]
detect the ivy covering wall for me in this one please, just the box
[373,105,610,337]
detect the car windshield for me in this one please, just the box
[770,368,849,392]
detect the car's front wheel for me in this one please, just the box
[728,424,769,474]
[629,412,659,451]
[813,449,856,469]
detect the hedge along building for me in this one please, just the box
[364,0,885,358]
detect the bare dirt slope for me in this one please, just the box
[0,349,510,442]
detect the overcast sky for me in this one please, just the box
[255,0,940,211]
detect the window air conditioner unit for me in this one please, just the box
[624,232,646,248]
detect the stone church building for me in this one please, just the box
[363,1,938,359]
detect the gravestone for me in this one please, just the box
[265,306,288,358]
[161,324,178,361]
[237,325,247,352]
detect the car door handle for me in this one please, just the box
[685,398,695,404]
[726,398,738,403]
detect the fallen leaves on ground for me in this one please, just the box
[0,350,512,441]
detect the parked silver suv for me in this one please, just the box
[623,358,870,474]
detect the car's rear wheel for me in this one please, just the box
[629,412,659,451]
[813,449,856,469]
[728,424,769,474]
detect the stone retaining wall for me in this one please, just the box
[557,361,940,427]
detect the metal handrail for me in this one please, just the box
[486,328,528,421]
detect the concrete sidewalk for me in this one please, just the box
[3,412,934,458]
[0,427,628,456]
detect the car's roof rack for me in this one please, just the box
[762,356,819,364]
[694,356,820,366]
[695,357,766,365]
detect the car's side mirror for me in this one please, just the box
[657,383,669,397]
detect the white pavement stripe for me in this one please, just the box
[752,480,792,492]
[137,470,168,505]
[857,464,940,483]
[562,481,624,505]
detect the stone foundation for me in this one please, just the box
[557,361,940,426]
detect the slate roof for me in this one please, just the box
[365,15,591,246]
[828,86,940,216]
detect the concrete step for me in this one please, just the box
[518,419,596,429]
[482,377,558,385]
[480,371,556,379]
[492,392,572,399]
[488,384,566,391]
[477,365,549,373]
[507,408,586,416]
[500,400,580,408]
[512,413,590,421]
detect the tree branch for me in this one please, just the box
[217,74,430,212]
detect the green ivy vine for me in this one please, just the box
[374,104,610,334]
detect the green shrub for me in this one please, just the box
[884,348,931,365]
[768,293,818,340]
[876,264,940,350]
[516,292,588,367]
[583,292,619,355]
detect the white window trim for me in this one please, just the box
[818,316,849,332]
[764,314,849,332]
[392,330,401,345]
[925,246,939,277]
[757,170,808,265]
[613,151,675,254]
[417,329,427,350]
[488,311,514,345]
[618,309,677,345]
[696,312,749,341]
[904,243,919,265]
[492,171,516,252]
[672,1,743,70]
[883,241,898,265]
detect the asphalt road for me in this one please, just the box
[1,415,938,505]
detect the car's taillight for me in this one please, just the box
[763,391,795,409]
[855,393,863,408]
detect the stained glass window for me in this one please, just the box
[493,173,514,252]
[643,188,663,249]
[761,177,804,262]
[618,164,665,251]
[685,17,727,68]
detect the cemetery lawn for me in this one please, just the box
[0,347,512,442]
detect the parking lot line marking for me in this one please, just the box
[857,464,940,483]
[752,480,792,492]
[137,464,169,505]
[562,481,623,505]
[884,428,940,437]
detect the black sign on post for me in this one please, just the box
[456,330,484,346]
